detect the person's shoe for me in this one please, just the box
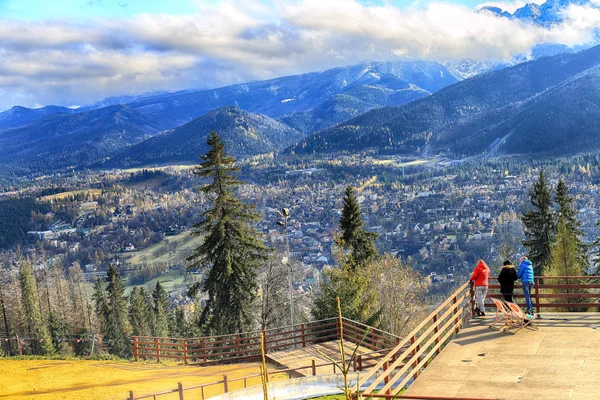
[481,311,486,316]
[475,307,481,315]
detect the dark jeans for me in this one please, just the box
[502,294,513,303]
[522,282,534,311]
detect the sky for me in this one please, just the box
[0,0,600,110]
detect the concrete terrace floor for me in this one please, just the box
[403,313,600,400]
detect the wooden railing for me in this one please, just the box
[487,276,600,312]
[133,317,402,364]
[354,281,474,399]
[127,352,391,400]
[356,275,600,399]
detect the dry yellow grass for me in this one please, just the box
[0,359,286,400]
[40,189,102,202]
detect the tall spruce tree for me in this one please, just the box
[92,278,108,335]
[555,179,589,272]
[152,281,169,337]
[522,171,554,275]
[311,188,382,326]
[104,264,131,357]
[339,186,378,268]
[19,260,54,355]
[187,131,270,335]
[129,287,152,337]
[311,264,381,326]
[549,219,588,310]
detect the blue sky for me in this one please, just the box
[0,0,199,19]
[0,0,596,110]
[0,0,487,20]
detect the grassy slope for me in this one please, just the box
[123,231,203,267]
[0,359,287,400]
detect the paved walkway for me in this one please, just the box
[403,313,600,400]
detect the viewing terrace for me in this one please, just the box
[355,276,600,400]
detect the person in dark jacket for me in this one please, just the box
[497,260,517,303]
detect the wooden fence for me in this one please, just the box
[132,317,402,364]
[127,354,387,400]
[355,281,474,399]
[487,276,600,312]
[356,276,600,399]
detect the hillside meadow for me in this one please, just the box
[0,359,285,400]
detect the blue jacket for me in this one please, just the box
[517,259,534,283]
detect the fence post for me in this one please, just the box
[433,314,441,355]
[469,281,475,317]
[129,390,134,400]
[223,375,229,393]
[236,334,242,358]
[357,354,362,371]
[178,382,184,400]
[202,338,207,362]
[410,335,419,380]
[183,340,188,365]
[333,362,336,374]
[383,360,391,395]
[452,296,459,334]
[17,335,22,357]
[312,359,316,375]
[301,324,306,347]
[133,336,139,361]
[155,337,161,363]
[534,277,541,314]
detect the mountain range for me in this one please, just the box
[0,60,458,172]
[104,106,304,168]
[0,105,167,171]
[289,45,600,157]
[481,0,591,25]
[5,31,600,172]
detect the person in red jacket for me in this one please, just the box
[470,259,490,316]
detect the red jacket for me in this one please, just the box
[470,260,490,287]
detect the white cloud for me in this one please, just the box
[0,0,599,110]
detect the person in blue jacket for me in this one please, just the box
[518,256,535,315]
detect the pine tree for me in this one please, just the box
[187,131,270,335]
[555,179,588,272]
[549,219,587,311]
[152,281,169,337]
[522,171,554,275]
[129,287,152,337]
[312,262,381,326]
[340,186,363,245]
[19,260,54,355]
[104,264,131,357]
[92,278,108,335]
[338,186,378,268]
[140,287,156,335]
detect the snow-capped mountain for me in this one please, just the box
[481,0,593,26]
